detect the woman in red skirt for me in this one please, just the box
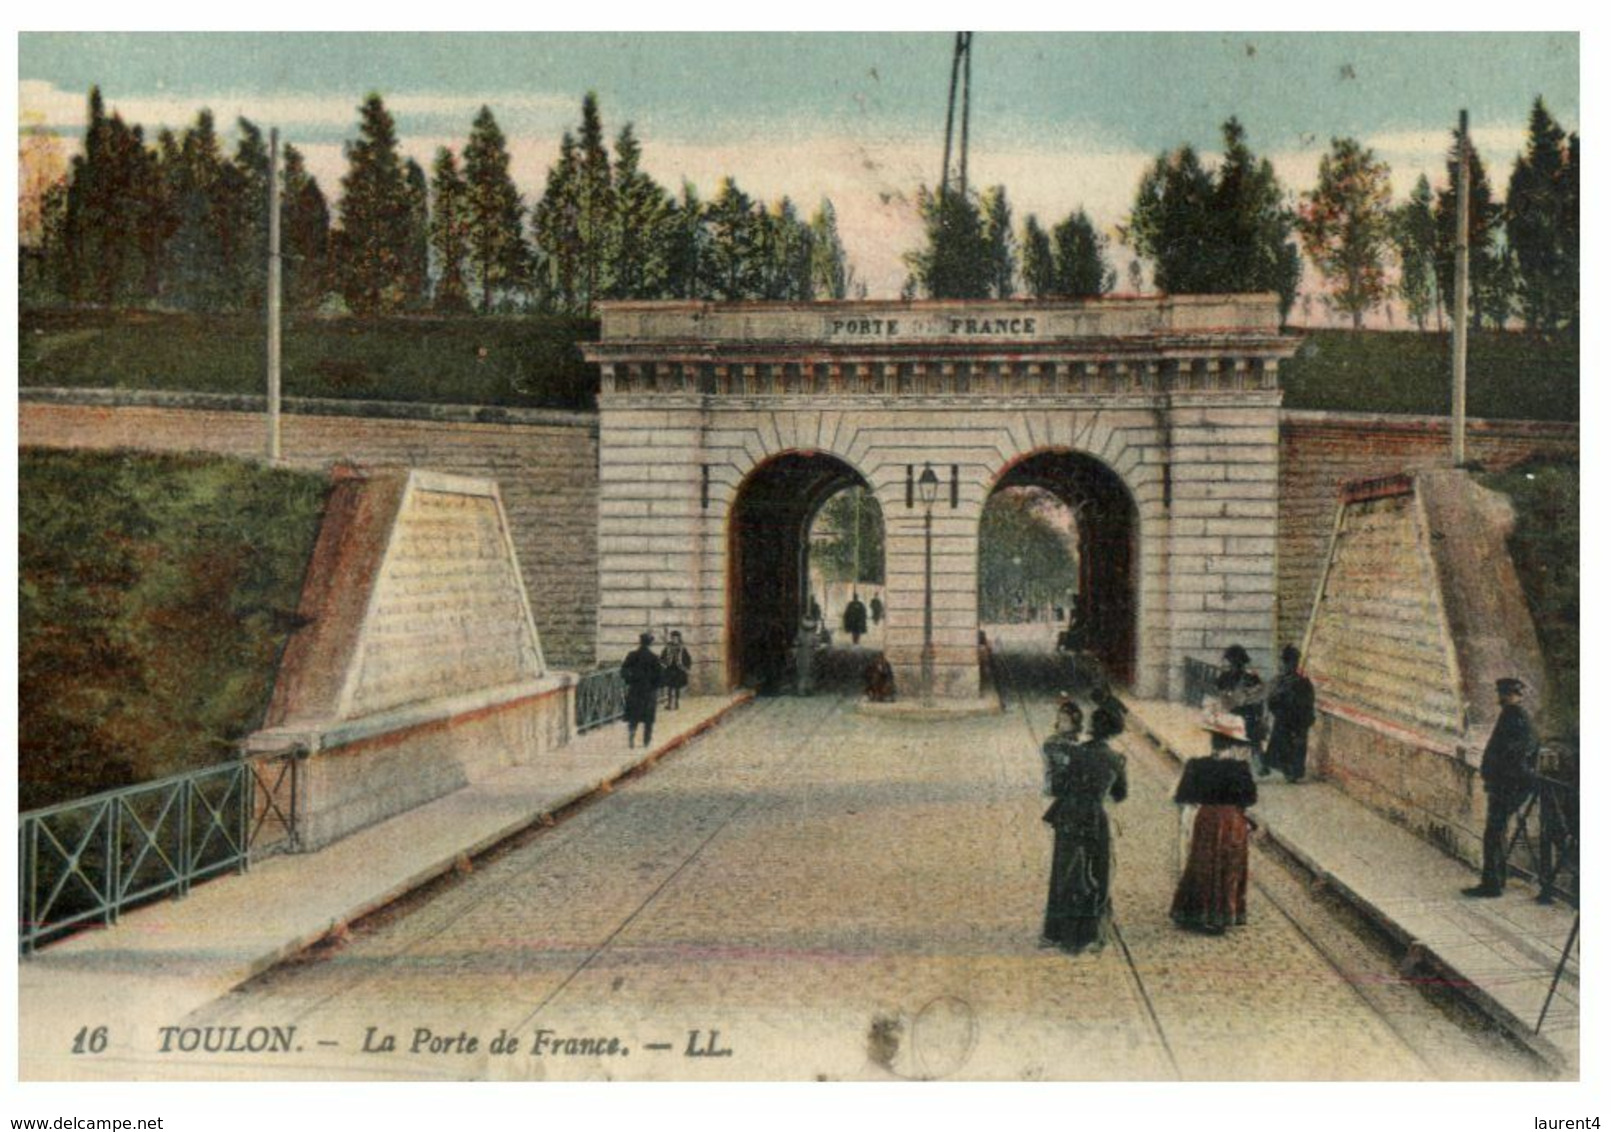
[1170,735,1259,934]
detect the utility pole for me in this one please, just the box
[1452,109,1470,466]
[939,33,973,199]
[266,127,283,462]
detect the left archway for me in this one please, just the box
[727,451,868,689]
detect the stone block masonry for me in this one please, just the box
[244,467,571,849]
[1278,411,1577,652]
[586,296,1298,702]
[18,391,600,671]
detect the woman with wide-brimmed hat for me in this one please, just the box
[1170,726,1259,934]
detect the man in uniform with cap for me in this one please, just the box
[1464,677,1540,897]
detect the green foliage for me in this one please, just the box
[19,449,329,808]
[810,487,885,586]
[1392,176,1440,331]
[1281,329,1577,421]
[1481,461,1578,738]
[281,144,332,311]
[336,94,418,314]
[978,489,1079,622]
[1050,210,1114,297]
[1020,215,1055,298]
[607,125,676,301]
[904,185,994,299]
[809,199,852,300]
[1434,132,1509,330]
[1297,137,1394,329]
[429,147,471,312]
[1505,98,1578,333]
[980,186,1016,299]
[1127,119,1300,319]
[462,106,531,312]
[20,307,601,410]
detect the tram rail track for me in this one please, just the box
[989,642,1544,1081]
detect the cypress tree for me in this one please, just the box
[280,144,331,310]
[1021,214,1055,298]
[1392,175,1440,331]
[462,106,530,312]
[429,147,471,312]
[1506,97,1577,332]
[809,199,851,300]
[336,94,412,314]
[1051,210,1114,298]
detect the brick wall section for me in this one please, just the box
[18,392,600,671]
[1277,411,1578,651]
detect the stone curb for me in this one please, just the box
[18,386,598,430]
[1118,697,1570,1075]
[300,691,758,952]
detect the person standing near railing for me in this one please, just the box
[1463,678,1539,898]
[621,632,662,749]
[660,630,692,712]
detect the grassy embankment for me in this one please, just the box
[20,308,599,411]
[19,449,329,810]
[20,309,1578,422]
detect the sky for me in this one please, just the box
[17,31,1582,305]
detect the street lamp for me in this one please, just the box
[918,462,940,705]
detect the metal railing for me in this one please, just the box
[19,751,303,955]
[575,667,627,734]
[1182,657,1220,706]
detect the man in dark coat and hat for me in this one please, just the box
[622,631,662,749]
[1265,645,1317,782]
[1464,678,1540,897]
[843,592,869,645]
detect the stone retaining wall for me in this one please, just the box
[1278,411,1578,650]
[18,391,600,670]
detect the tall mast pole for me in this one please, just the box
[959,32,972,201]
[267,127,282,462]
[941,34,963,196]
[1452,110,1470,466]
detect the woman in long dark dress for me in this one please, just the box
[1170,736,1259,934]
[1041,703,1128,954]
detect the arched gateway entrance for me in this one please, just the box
[727,452,871,688]
[984,451,1138,684]
[584,297,1297,704]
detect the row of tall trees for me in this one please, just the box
[905,100,1577,334]
[30,88,853,315]
[30,87,1576,330]
[1299,98,1578,332]
[35,88,332,310]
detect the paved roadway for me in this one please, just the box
[182,651,1545,1081]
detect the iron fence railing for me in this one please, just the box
[19,750,303,955]
[1183,657,1220,707]
[575,667,627,734]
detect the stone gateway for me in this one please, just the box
[584,297,1299,702]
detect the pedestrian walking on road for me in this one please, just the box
[1463,678,1540,898]
[1214,644,1267,774]
[1265,645,1316,782]
[843,592,869,645]
[1040,703,1128,955]
[621,631,662,749]
[1170,733,1259,934]
[660,630,692,711]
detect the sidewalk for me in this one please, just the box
[18,693,752,1077]
[1121,696,1579,1074]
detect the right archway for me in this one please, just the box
[987,449,1139,685]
